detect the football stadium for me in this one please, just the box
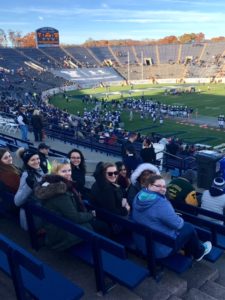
[2,24,225,299]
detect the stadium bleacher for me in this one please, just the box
[1,41,225,97]
[2,40,225,299]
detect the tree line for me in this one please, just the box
[0,29,225,48]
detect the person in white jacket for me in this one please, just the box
[201,177,225,225]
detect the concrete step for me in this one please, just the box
[134,270,187,300]
[200,280,225,299]
[182,288,217,300]
[180,261,219,289]
[168,296,182,300]
[0,273,17,300]
[215,274,225,288]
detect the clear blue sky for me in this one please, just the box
[1,0,225,45]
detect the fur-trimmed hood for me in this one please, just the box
[34,174,68,200]
[131,163,160,185]
[34,181,67,200]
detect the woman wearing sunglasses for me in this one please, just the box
[90,162,130,217]
[132,175,212,262]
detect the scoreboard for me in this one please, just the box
[36,27,59,48]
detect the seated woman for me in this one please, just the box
[115,161,131,197]
[0,148,21,194]
[90,162,130,216]
[34,158,100,252]
[67,148,87,198]
[90,162,130,235]
[14,148,44,230]
[132,175,212,261]
[127,163,160,208]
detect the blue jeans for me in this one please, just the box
[174,222,205,259]
[19,125,28,141]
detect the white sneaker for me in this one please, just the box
[196,241,212,262]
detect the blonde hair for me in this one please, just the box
[51,158,70,175]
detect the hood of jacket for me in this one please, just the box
[134,188,161,212]
[131,163,160,185]
[34,175,67,200]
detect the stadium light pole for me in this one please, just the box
[141,51,144,81]
[127,51,130,83]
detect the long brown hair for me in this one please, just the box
[93,162,117,185]
[0,148,20,175]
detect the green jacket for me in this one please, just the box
[35,179,93,251]
[166,177,198,206]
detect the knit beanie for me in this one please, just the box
[21,149,38,165]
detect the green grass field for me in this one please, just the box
[50,83,225,146]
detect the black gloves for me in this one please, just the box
[26,177,35,189]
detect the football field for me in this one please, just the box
[51,83,225,146]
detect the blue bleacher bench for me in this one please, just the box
[0,234,84,300]
[173,202,225,262]
[84,201,194,276]
[24,202,149,294]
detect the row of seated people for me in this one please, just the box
[0,144,215,264]
[167,168,225,224]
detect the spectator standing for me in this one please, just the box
[31,109,44,142]
[140,138,156,164]
[121,132,138,160]
[166,138,179,156]
[123,144,143,177]
[17,106,29,141]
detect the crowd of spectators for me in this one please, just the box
[0,141,214,264]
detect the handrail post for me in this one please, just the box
[91,236,107,294]
[7,248,29,300]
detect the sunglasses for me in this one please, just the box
[106,171,119,177]
[55,157,70,164]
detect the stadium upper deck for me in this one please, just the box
[1,41,225,99]
[1,41,225,75]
